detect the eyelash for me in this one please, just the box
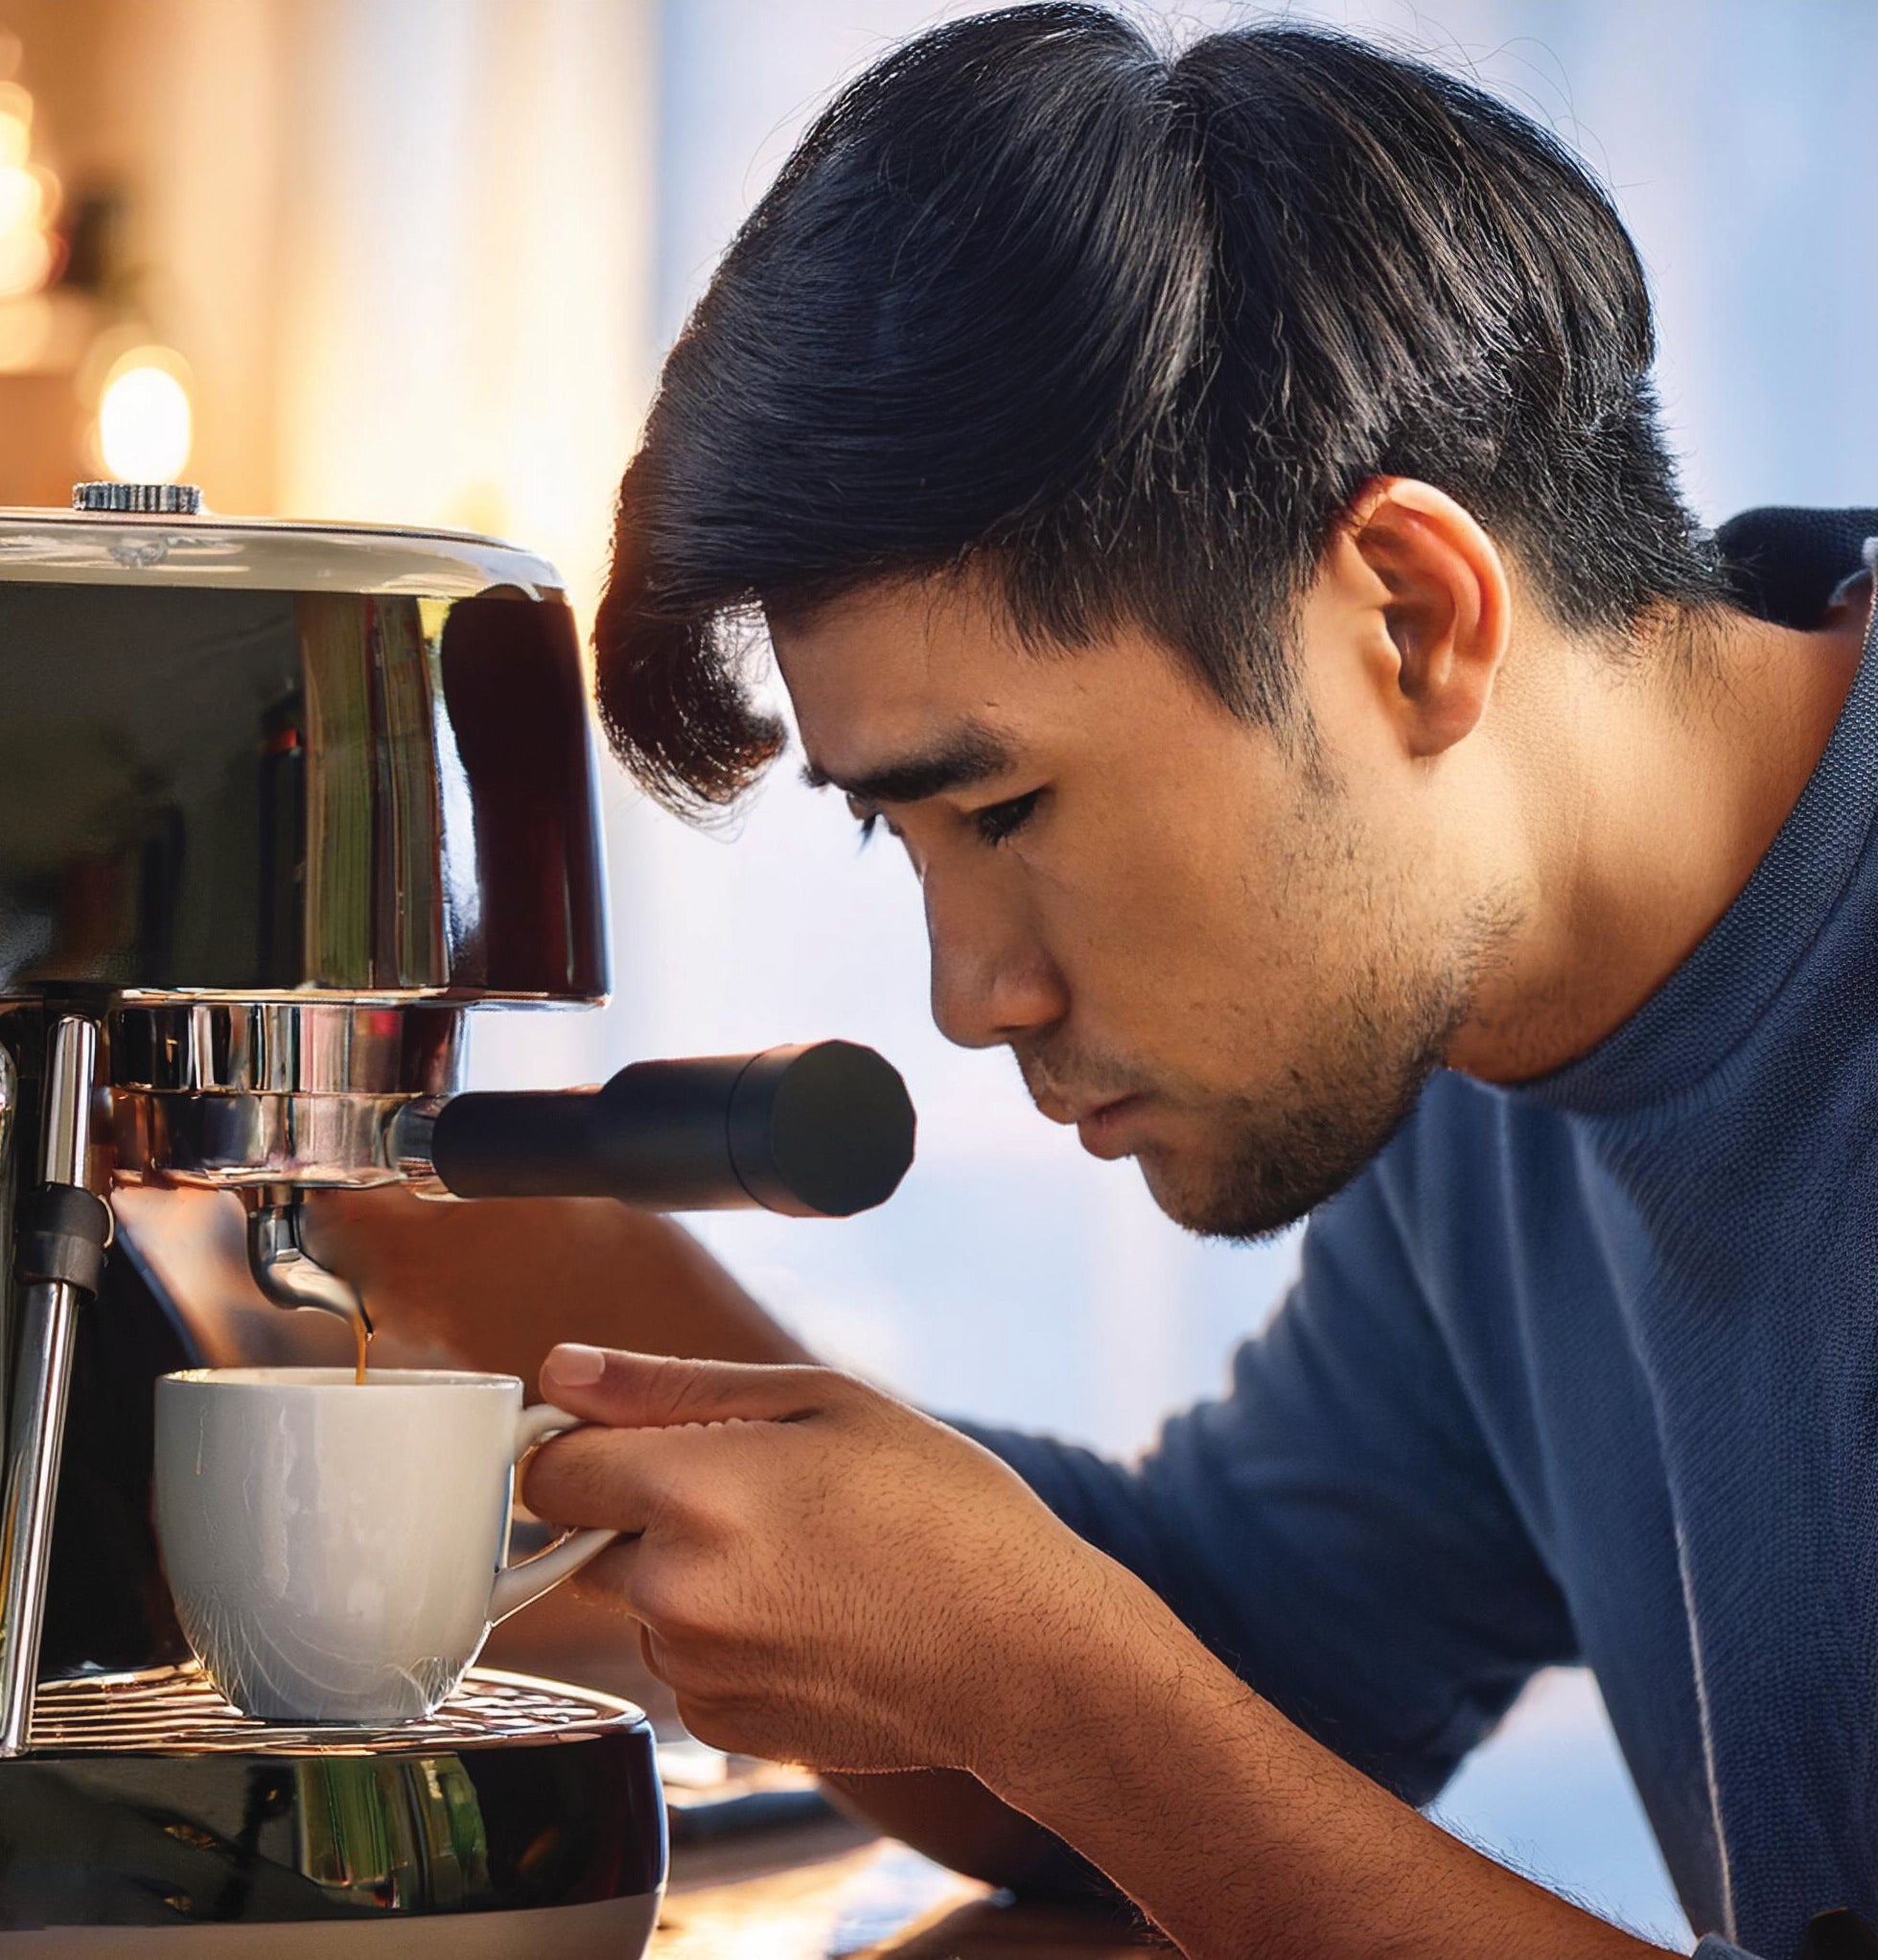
[972,789,1042,847]
[850,790,1043,849]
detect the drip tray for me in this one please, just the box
[0,1665,666,1952]
[29,1663,637,1755]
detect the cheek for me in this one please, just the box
[1050,803,1300,1009]
[1053,802,1377,1098]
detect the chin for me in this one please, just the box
[1134,1128,1370,1246]
[1136,1146,1246,1238]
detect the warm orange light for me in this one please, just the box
[0,292,50,372]
[0,162,41,236]
[0,81,54,299]
[0,82,30,142]
[0,224,50,299]
[99,349,195,482]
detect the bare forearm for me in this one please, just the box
[978,1566,1669,1960]
[305,1189,815,1374]
[820,1766,1109,1897]
[309,1195,1652,1957]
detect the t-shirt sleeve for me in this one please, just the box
[952,1167,1579,1806]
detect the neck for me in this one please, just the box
[1451,577,1870,1084]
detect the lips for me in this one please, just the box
[1074,1094,1145,1160]
[1021,1062,1151,1156]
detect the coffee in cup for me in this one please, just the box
[154,1367,614,1726]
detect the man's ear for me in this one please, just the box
[1317,477,1513,758]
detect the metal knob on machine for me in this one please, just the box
[70,481,204,514]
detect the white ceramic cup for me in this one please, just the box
[153,1366,614,1726]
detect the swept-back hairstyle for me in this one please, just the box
[595,4,1718,814]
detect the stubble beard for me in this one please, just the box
[1141,890,1521,1242]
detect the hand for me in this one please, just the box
[524,1342,1121,1775]
[529,1346,1671,1960]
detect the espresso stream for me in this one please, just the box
[353,1318,370,1386]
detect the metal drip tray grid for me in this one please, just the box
[0,1664,666,1947]
[26,1664,645,1757]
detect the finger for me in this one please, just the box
[539,1343,835,1431]
[522,1425,668,1530]
[565,1533,644,1608]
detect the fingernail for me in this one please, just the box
[545,1342,606,1387]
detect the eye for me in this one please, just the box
[972,788,1043,848]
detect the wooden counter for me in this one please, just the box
[653,1812,1169,1957]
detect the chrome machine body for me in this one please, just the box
[0,486,916,1952]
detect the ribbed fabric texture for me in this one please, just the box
[958,520,1878,1960]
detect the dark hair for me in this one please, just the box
[595,4,1719,815]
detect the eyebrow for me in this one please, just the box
[800,725,1013,805]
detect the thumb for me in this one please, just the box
[538,1344,832,1430]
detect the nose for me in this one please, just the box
[925,869,1068,1051]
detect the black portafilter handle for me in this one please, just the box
[425,1040,916,1218]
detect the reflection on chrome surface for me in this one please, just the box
[4,1667,664,1926]
[0,584,608,1003]
[0,504,661,1953]
[110,1003,472,1190]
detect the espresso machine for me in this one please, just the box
[0,483,917,1953]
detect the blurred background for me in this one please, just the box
[4,0,1870,1946]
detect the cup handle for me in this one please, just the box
[488,1401,616,1624]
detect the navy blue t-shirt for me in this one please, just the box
[963,520,1878,1960]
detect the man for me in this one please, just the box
[324,9,1875,1956]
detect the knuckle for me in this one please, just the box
[799,1363,857,1405]
[660,1362,721,1421]
[629,1565,707,1641]
[672,1693,729,1748]
[673,1692,756,1758]
[637,1355,742,1429]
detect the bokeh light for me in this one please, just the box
[0,225,50,299]
[0,82,30,165]
[0,162,41,235]
[98,349,194,482]
[0,79,54,300]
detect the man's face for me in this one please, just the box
[773,571,1516,1240]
